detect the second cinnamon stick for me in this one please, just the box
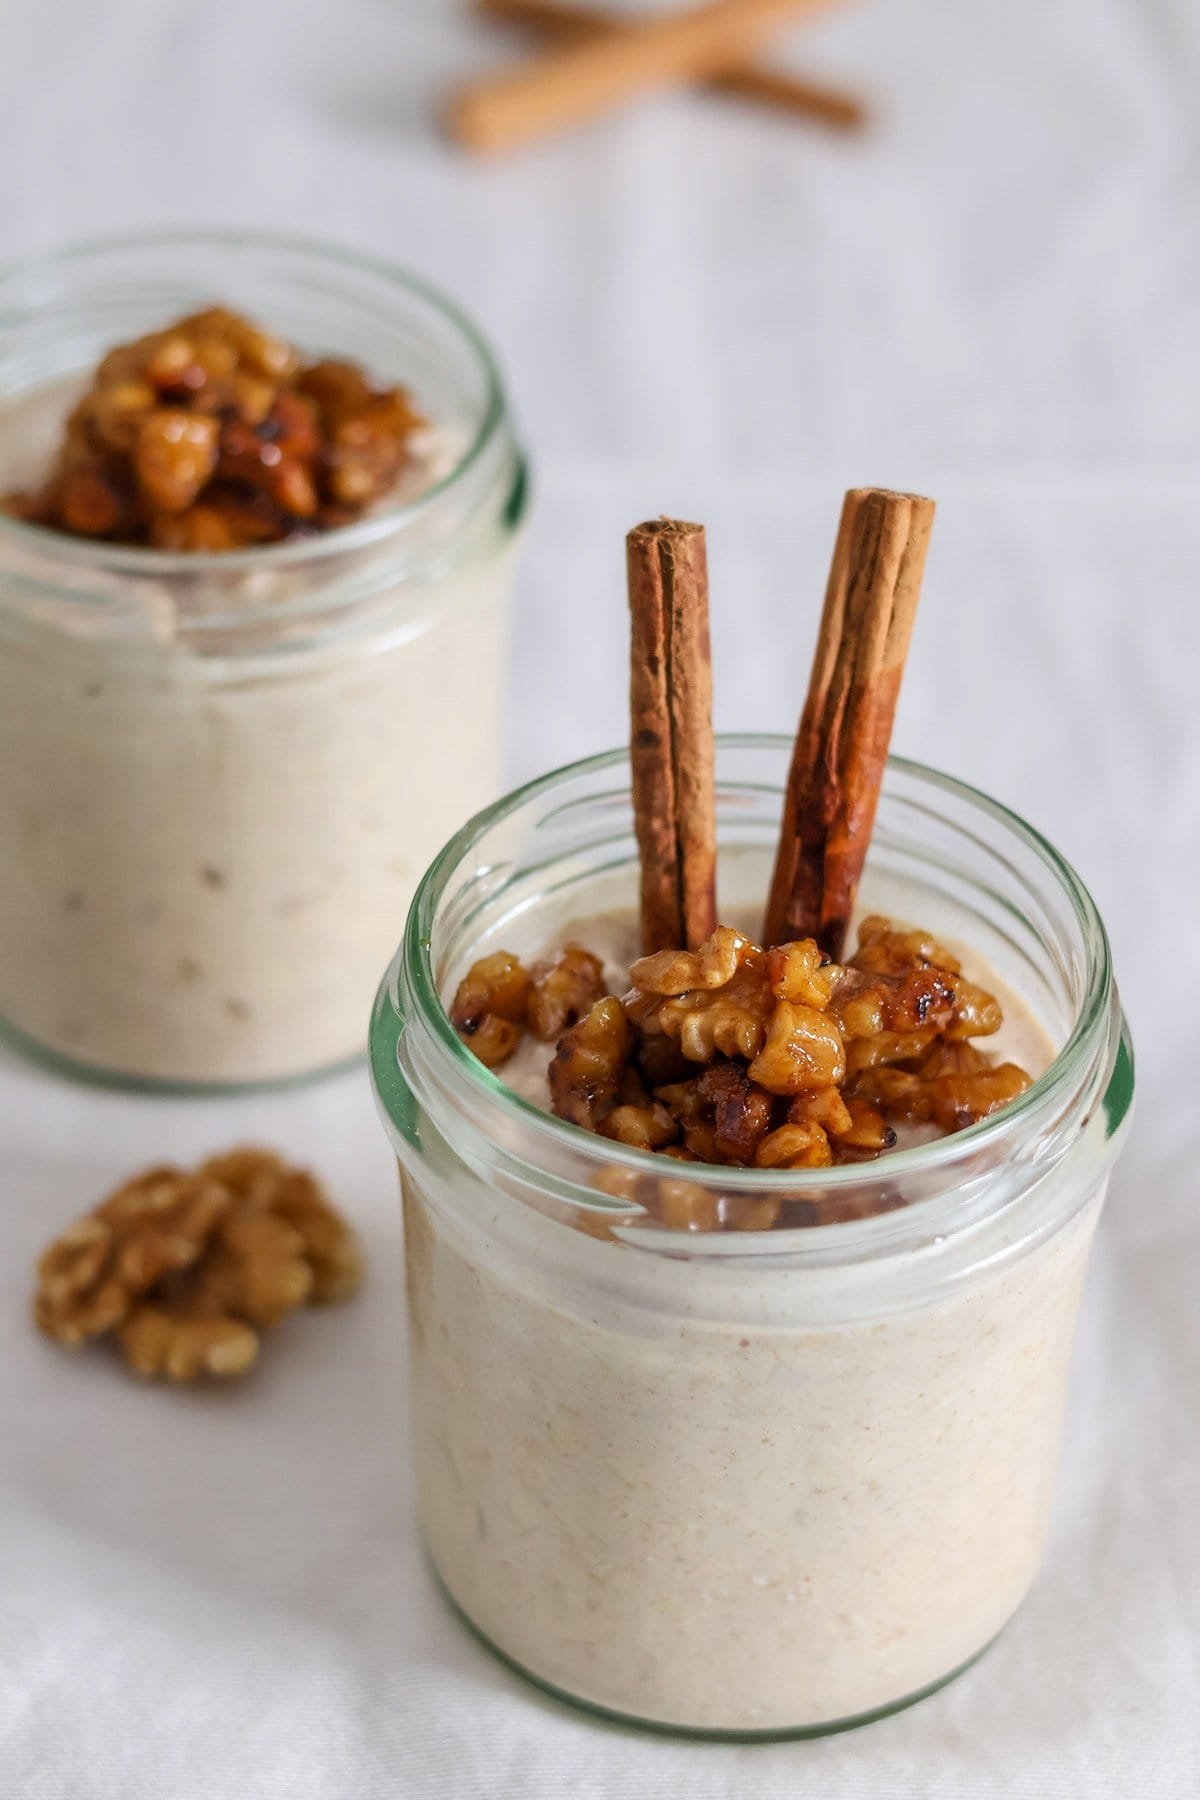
[447,0,846,154]
[475,0,867,131]
[763,487,935,959]
[627,519,717,955]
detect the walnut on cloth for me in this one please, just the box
[33,1148,362,1382]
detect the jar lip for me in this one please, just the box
[387,734,1116,1198]
[0,226,511,577]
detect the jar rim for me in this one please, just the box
[378,735,1123,1207]
[0,227,511,577]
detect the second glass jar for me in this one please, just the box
[0,232,526,1086]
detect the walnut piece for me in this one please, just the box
[35,1166,229,1347]
[118,1308,259,1383]
[548,997,631,1129]
[526,944,607,1041]
[35,1147,361,1381]
[199,1147,363,1303]
[450,950,533,1069]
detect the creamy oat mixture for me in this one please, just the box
[0,382,515,1083]
[403,898,1106,1731]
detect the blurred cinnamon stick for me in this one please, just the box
[447,0,850,154]
[763,488,935,959]
[627,519,717,955]
[475,0,866,131]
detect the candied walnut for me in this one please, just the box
[652,1175,721,1232]
[754,1122,834,1170]
[58,463,129,537]
[549,997,631,1129]
[748,1000,846,1095]
[450,950,532,1069]
[4,305,424,549]
[134,410,219,513]
[589,1165,643,1204]
[225,372,277,425]
[787,1087,896,1159]
[787,1084,853,1138]
[325,403,411,508]
[654,1080,718,1162]
[462,1015,522,1068]
[846,1025,939,1076]
[187,486,283,547]
[721,1195,784,1231]
[918,1040,988,1080]
[75,382,156,454]
[149,505,237,552]
[765,940,840,1008]
[143,333,205,392]
[526,944,607,1041]
[629,926,758,996]
[944,974,1004,1040]
[697,1063,774,1163]
[854,916,961,975]
[850,1065,930,1120]
[35,1167,229,1347]
[879,965,957,1034]
[297,358,375,421]
[118,1307,258,1382]
[199,1147,363,1303]
[631,1029,691,1088]
[216,407,318,518]
[837,1094,897,1154]
[178,306,298,381]
[603,1101,679,1151]
[924,1061,1033,1131]
[629,959,774,1063]
[658,1063,774,1165]
[828,974,887,1043]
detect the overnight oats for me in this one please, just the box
[372,498,1133,1735]
[0,232,525,1086]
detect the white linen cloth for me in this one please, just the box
[0,0,1197,1793]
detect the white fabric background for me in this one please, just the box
[1,0,1197,1793]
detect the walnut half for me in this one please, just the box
[34,1148,362,1383]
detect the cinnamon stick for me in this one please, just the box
[763,488,935,959]
[446,0,848,155]
[474,0,867,132]
[627,519,717,955]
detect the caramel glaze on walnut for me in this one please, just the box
[450,917,1034,1232]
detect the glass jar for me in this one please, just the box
[371,735,1134,1739]
[0,231,527,1087]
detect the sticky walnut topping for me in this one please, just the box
[34,1147,361,1382]
[449,919,1035,1232]
[450,942,607,1069]
[3,306,425,549]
